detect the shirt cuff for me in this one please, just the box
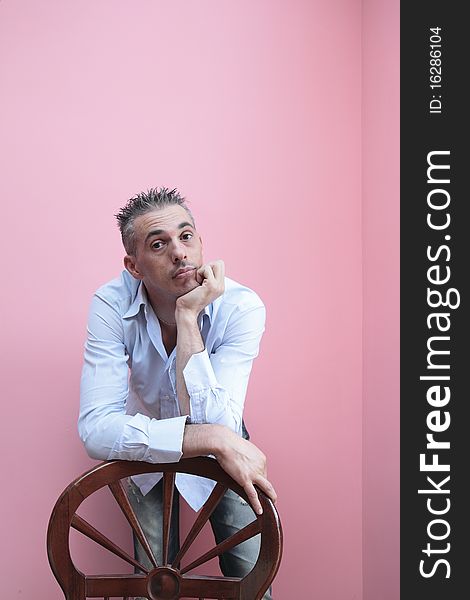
[145,414,187,463]
[183,350,219,423]
[183,349,217,394]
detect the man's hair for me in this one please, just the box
[115,187,194,255]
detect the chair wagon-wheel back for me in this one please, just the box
[47,457,283,600]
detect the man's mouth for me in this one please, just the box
[173,266,196,279]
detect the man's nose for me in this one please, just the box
[170,239,186,262]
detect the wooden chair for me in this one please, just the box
[47,457,282,600]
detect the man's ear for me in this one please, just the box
[124,255,143,280]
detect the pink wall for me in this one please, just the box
[362,1,400,599]
[0,1,398,598]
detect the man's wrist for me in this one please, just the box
[182,423,226,457]
[175,304,201,323]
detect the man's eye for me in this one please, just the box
[152,241,164,250]
[181,232,193,241]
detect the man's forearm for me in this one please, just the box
[175,307,204,417]
[181,423,222,456]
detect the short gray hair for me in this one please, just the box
[115,187,194,255]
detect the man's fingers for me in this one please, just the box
[197,264,215,284]
[195,268,204,284]
[210,260,225,283]
[244,482,263,515]
[244,477,277,515]
[254,476,277,504]
[197,261,224,297]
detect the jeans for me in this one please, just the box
[127,478,272,600]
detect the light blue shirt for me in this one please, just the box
[79,270,265,510]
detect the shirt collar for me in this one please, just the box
[123,280,147,319]
[123,281,213,323]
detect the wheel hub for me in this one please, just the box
[147,567,181,600]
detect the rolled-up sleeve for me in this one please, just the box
[181,303,266,433]
[79,294,186,463]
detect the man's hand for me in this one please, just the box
[176,260,225,317]
[182,424,277,515]
[215,427,277,516]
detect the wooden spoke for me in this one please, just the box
[180,519,261,575]
[71,514,149,574]
[172,482,227,568]
[162,471,176,565]
[180,574,240,599]
[108,479,158,568]
[84,574,147,598]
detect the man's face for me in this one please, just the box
[124,205,203,299]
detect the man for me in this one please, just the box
[78,187,276,595]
